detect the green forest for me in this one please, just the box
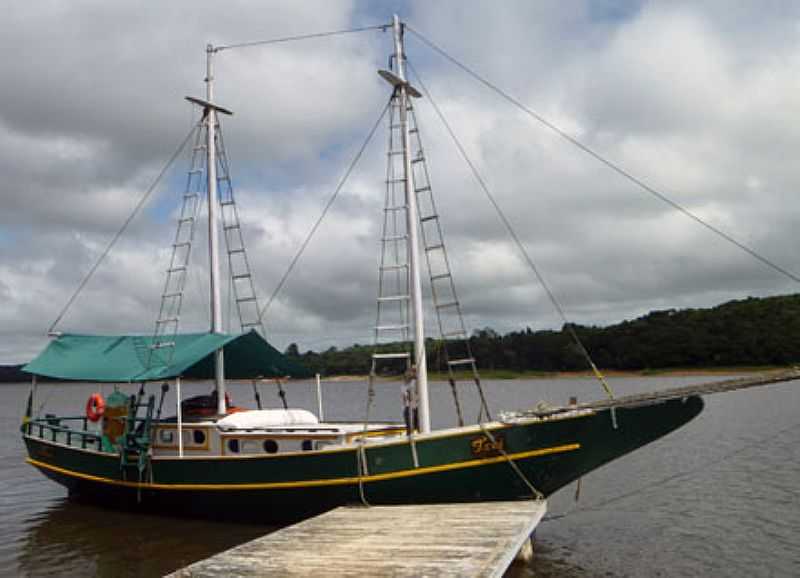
[3,293,799,382]
[285,293,800,376]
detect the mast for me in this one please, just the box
[206,44,226,415]
[392,15,431,433]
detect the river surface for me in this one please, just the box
[1,375,798,576]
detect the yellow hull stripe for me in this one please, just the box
[26,442,580,491]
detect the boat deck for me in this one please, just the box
[167,500,547,577]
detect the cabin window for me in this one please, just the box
[302,440,313,452]
[193,429,206,445]
[159,430,174,444]
[228,439,240,453]
[263,439,278,454]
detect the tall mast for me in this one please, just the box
[392,15,431,433]
[206,44,226,414]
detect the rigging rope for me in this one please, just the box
[543,419,800,522]
[407,61,615,400]
[47,124,200,335]
[258,98,392,322]
[215,24,388,52]
[406,26,800,286]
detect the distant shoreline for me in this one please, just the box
[318,366,784,382]
[1,365,787,385]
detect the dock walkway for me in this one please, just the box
[168,500,546,577]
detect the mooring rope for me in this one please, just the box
[542,419,800,522]
[480,423,544,500]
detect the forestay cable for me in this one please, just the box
[258,99,392,322]
[407,26,800,285]
[47,124,200,335]
[408,62,616,401]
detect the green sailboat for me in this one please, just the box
[22,15,703,523]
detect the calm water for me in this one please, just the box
[1,376,798,577]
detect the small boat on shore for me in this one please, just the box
[22,15,704,522]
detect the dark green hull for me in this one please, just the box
[24,396,703,523]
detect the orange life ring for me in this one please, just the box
[86,393,106,422]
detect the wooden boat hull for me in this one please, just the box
[23,395,703,522]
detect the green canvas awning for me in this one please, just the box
[23,331,311,382]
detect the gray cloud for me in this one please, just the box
[1,1,799,362]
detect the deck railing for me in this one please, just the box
[23,415,157,453]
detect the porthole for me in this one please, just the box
[193,429,206,445]
[263,439,278,454]
[301,440,313,452]
[159,430,174,443]
[228,439,240,453]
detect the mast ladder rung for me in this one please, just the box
[150,341,175,349]
[231,273,251,280]
[387,150,404,157]
[241,322,261,328]
[420,214,438,223]
[192,145,207,151]
[172,241,190,249]
[375,324,409,332]
[384,205,408,212]
[167,266,187,273]
[378,294,410,302]
[383,235,408,242]
[415,186,431,193]
[447,357,476,366]
[386,178,407,184]
[443,329,467,338]
[228,248,245,254]
[219,200,235,207]
[162,292,182,299]
[425,244,444,252]
[380,264,408,271]
[430,273,451,281]
[411,157,425,164]
[372,352,411,360]
[436,301,459,310]
[187,169,202,175]
[236,296,257,303]
[156,317,179,325]
[223,224,241,231]
[409,128,418,134]
[178,217,194,224]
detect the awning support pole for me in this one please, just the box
[176,377,184,458]
[315,373,324,422]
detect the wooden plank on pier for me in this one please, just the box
[167,500,547,578]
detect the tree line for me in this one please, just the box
[285,294,800,375]
[4,293,798,382]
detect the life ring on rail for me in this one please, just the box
[86,393,106,422]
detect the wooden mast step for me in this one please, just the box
[167,500,547,577]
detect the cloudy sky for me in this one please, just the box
[2,0,799,362]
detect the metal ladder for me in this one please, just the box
[406,99,491,425]
[370,94,413,385]
[215,122,288,409]
[214,126,264,335]
[148,122,205,368]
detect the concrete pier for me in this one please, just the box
[168,500,546,577]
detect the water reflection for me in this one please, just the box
[18,498,271,577]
